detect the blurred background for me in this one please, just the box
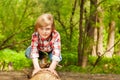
[0,0,120,74]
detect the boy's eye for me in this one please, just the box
[40,26,52,31]
[46,28,51,30]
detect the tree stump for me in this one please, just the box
[30,70,61,80]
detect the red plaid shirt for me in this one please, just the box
[30,30,61,59]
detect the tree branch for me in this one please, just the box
[92,38,120,69]
[0,38,30,50]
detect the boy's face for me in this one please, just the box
[37,25,52,39]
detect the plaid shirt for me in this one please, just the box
[30,30,61,60]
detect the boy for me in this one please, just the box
[25,13,62,76]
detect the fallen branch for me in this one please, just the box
[91,38,120,71]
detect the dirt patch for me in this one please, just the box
[0,71,120,80]
[59,72,120,80]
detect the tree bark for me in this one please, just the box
[96,6,104,56]
[78,0,86,67]
[105,21,115,57]
[87,0,97,56]
[92,27,97,56]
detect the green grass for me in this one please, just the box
[1,49,120,74]
[58,52,120,74]
[0,49,32,70]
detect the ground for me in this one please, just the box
[0,71,120,80]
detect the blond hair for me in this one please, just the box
[35,13,55,31]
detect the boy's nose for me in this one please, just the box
[42,29,47,34]
[43,29,46,33]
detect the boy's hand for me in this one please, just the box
[45,68,58,77]
[45,60,58,76]
[32,68,41,76]
[32,58,42,76]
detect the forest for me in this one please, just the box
[0,0,120,75]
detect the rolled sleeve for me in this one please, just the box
[52,32,61,62]
[52,55,61,62]
[30,32,39,58]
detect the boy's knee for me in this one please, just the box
[25,46,31,58]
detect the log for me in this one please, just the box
[30,70,61,80]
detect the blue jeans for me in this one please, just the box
[25,46,62,61]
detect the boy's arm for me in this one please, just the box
[30,32,39,58]
[32,58,41,69]
[48,60,59,76]
[32,58,41,76]
[49,60,58,70]
[50,31,61,69]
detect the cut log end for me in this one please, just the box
[30,70,61,80]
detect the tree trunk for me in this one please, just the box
[90,0,104,57]
[97,23,104,55]
[78,0,85,67]
[88,0,97,56]
[69,0,77,42]
[92,27,97,56]
[96,6,104,56]
[105,21,115,57]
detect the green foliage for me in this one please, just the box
[87,56,120,74]
[57,65,87,73]
[0,0,42,50]
[0,49,32,70]
[60,51,78,66]
[1,49,120,74]
[57,53,120,74]
[88,56,97,65]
